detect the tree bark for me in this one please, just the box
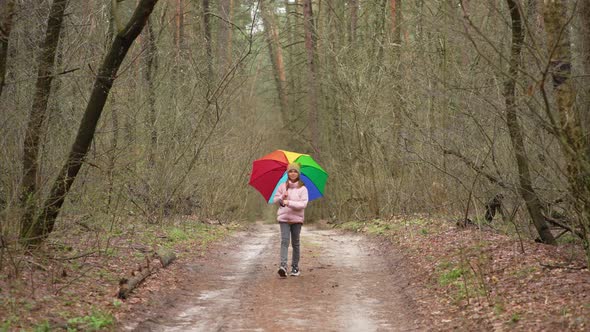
[106,1,119,212]
[542,0,590,258]
[174,0,184,59]
[218,0,233,71]
[387,0,403,162]
[390,0,402,45]
[580,0,590,139]
[302,0,320,155]
[172,0,185,82]
[0,0,15,100]
[505,0,555,244]
[349,0,358,44]
[202,0,213,82]
[144,18,158,168]
[23,0,160,246]
[118,249,175,299]
[283,0,297,98]
[371,0,387,71]
[260,0,288,123]
[20,0,68,241]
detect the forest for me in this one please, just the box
[1,0,589,330]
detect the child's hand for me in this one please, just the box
[283,200,289,206]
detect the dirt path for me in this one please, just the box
[121,223,428,331]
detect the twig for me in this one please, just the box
[54,266,93,295]
[544,215,584,239]
[539,262,587,270]
[51,251,97,261]
[25,258,49,271]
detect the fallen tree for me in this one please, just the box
[117,248,176,299]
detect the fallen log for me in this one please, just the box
[117,249,177,299]
[118,265,152,299]
[156,248,176,267]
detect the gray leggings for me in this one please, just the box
[279,223,302,268]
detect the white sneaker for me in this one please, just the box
[278,265,287,278]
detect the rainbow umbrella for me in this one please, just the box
[249,150,328,203]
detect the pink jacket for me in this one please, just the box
[273,181,309,223]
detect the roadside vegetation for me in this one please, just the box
[0,217,237,331]
[336,216,589,331]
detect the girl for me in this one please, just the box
[273,162,309,277]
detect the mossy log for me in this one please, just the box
[156,248,176,267]
[117,248,176,299]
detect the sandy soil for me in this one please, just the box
[120,223,430,331]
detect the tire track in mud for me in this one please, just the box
[123,223,426,331]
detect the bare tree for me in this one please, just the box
[22,0,160,246]
[174,0,184,62]
[579,0,590,133]
[349,0,358,43]
[202,0,213,82]
[0,0,15,99]
[218,0,233,71]
[260,0,288,122]
[144,17,158,168]
[542,0,590,258]
[302,0,320,155]
[504,0,555,244]
[20,0,69,241]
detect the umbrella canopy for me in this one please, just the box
[249,150,328,203]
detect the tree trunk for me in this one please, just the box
[202,0,213,82]
[542,0,590,258]
[218,0,233,72]
[19,0,68,241]
[144,18,158,168]
[106,1,119,212]
[387,0,403,166]
[302,0,320,155]
[172,0,185,82]
[372,0,387,76]
[505,0,555,244]
[349,0,358,44]
[0,0,15,100]
[23,0,160,246]
[579,0,590,143]
[390,0,402,45]
[283,0,297,98]
[260,0,288,124]
[174,0,184,59]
